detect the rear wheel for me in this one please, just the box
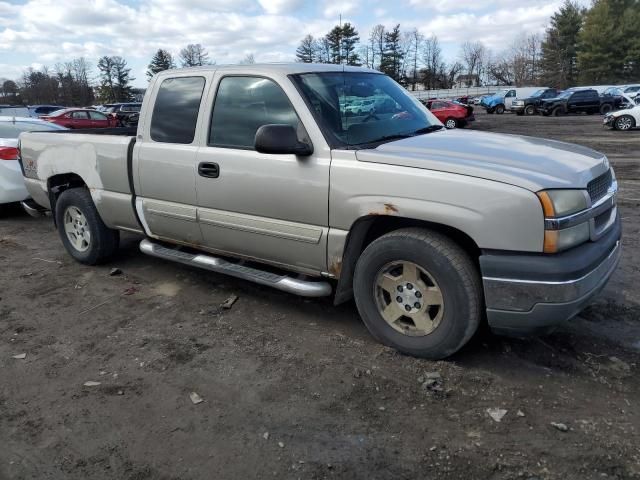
[552,107,562,117]
[495,104,505,114]
[524,105,536,116]
[353,228,481,359]
[614,115,635,131]
[55,188,119,265]
[444,118,458,129]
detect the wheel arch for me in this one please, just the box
[333,215,481,305]
[46,173,89,225]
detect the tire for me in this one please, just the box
[552,107,562,117]
[614,115,635,131]
[516,111,524,116]
[495,104,505,114]
[600,103,613,115]
[524,105,536,116]
[55,188,119,265]
[444,118,458,129]
[353,228,482,359]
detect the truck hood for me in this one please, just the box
[355,129,609,192]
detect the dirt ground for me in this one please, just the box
[1,110,639,480]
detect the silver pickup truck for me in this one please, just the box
[19,64,621,359]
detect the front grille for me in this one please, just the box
[587,169,612,203]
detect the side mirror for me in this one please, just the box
[254,124,313,156]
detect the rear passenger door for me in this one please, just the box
[194,74,330,274]
[134,74,210,245]
[71,111,91,128]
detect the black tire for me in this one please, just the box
[55,188,119,265]
[524,104,536,116]
[614,115,636,131]
[444,117,458,129]
[353,228,482,359]
[495,104,505,114]
[552,107,562,117]
[600,103,613,115]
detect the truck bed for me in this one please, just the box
[19,129,142,233]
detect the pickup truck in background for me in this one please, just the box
[18,64,621,359]
[538,89,614,116]
[480,87,542,114]
[510,88,563,115]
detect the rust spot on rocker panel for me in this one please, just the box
[328,258,343,277]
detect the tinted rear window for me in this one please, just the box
[151,77,205,144]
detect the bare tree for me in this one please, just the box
[240,53,255,64]
[369,24,385,70]
[460,41,488,86]
[179,44,211,67]
[421,34,443,89]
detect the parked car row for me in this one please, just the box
[420,99,475,129]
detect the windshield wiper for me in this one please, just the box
[412,125,444,135]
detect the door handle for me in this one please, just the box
[198,162,219,178]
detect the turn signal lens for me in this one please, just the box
[537,191,555,217]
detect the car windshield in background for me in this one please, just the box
[530,89,546,97]
[0,121,65,137]
[291,72,440,148]
[557,91,573,99]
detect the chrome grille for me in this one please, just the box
[587,169,612,203]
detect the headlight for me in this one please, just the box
[537,190,590,253]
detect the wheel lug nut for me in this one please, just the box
[404,304,411,312]
[406,283,413,290]
[415,291,422,298]
[396,296,403,303]
[397,285,403,292]
[414,302,421,309]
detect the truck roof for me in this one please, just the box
[156,63,381,77]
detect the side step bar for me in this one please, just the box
[139,239,332,298]
[21,199,48,218]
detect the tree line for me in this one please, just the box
[0,43,215,106]
[295,0,640,89]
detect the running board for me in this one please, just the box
[139,239,332,297]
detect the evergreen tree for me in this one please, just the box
[295,34,316,63]
[578,0,640,83]
[341,23,360,66]
[380,24,404,81]
[325,25,342,64]
[98,56,134,102]
[540,1,584,87]
[147,49,175,80]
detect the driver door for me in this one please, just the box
[194,74,330,274]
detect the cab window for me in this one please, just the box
[209,76,300,149]
[150,76,206,144]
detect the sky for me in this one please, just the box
[0,0,592,87]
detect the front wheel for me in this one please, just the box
[55,188,119,265]
[353,228,481,359]
[614,115,635,131]
[495,104,505,114]
[552,107,562,117]
[524,105,536,116]
[444,118,458,129]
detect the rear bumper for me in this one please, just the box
[480,217,621,336]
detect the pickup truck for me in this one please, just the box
[18,64,621,359]
[538,89,614,116]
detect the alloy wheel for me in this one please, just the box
[64,206,91,252]
[374,260,444,337]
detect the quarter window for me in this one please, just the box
[209,76,300,149]
[88,111,107,120]
[151,76,206,144]
[71,111,88,119]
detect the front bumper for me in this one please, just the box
[510,104,525,113]
[480,216,621,336]
[603,115,615,127]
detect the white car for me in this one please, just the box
[0,117,65,208]
[604,105,640,131]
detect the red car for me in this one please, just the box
[423,100,475,129]
[41,108,117,129]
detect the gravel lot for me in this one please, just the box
[1,110,639,480]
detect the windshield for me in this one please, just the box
[530,89,546,98]
[291,72,441,147]
[557,91,573,99]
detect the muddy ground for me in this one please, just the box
[1,110,639,480]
